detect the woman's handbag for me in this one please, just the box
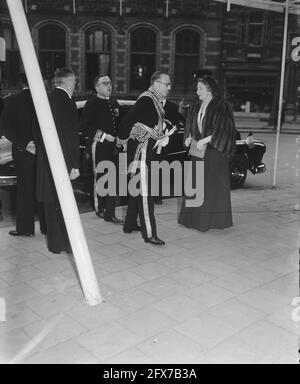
[188,139,206,159]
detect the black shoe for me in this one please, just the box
[154,198,163,205]
[9,230,33,237]
[104,216,124,224]
[123,225,141,234]
[96,211,105,219]
[145,236,165,246]
[49,247,71,254]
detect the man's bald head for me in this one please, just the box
[54,68,76,96]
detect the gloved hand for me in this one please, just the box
[70,168,80,181]
[197,138,206,150]
[185,136,192,147]
[26,141,36,155]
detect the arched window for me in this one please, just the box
[130,27,157,91]
[39,24,66,81]
[174,29,201,93]
[85,27,111,90]
[2,25,22,88]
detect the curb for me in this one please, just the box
[238,128,300,135]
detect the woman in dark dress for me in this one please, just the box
[178,76,236,232]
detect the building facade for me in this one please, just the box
[0,0,299,114]
[220,3,300,116]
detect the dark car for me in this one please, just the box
[230,133,266,189]
[0,136,16,188]
[0,100,266,196]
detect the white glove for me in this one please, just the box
[26,141,36,155]
[246,135,254,146]
[70,168,80,181]
[154,136,169,149]
[197,139,206,150]
[168,126,177,136]
[185,136,192,147]
[105,134,116,143]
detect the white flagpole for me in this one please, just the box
[166,0,170,18]
[227,0,231,12]
[273,0,290,187]
[6,0,102,306]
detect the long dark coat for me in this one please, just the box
[35,88,80,204]
[0,89,38,234]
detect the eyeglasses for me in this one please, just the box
[155,80,172,87]
[96,81,112,87]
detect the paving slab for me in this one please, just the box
[0,181,298,364]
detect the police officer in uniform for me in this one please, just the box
[80,75,123,224]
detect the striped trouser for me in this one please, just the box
[124,143,157,239]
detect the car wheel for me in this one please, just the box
[230,154,247,189]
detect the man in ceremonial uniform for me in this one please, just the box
[35,68,80,254]
[0,73,45,237]
[117,71,172,246]
[80,75,123,224]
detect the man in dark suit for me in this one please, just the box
[35,68,80,254]
[80,74,122,224]
[0,73,41,236]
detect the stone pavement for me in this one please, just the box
[0,183,299,364]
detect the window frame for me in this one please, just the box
[239,11,266,48]
[129,26,158,92]
[173,28,201,94]
[84,27,112,91]
[38,23,67,81]
[1,24,22,89]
